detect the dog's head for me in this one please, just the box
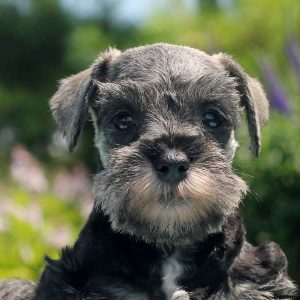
[50,43,269,245]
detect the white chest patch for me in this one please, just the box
[161,250,184,300]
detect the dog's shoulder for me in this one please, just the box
[230,241,297,299]
[35,209,165,298]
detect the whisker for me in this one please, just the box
[247,189,263,202]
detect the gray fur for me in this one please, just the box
[90,44,249,244]
[50,69,94,151]
[50,43,268,157]
[49,48,121,151]
[212,53,269,156]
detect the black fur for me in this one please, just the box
[35,211,296,299]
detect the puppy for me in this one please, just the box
[1,43,297,299]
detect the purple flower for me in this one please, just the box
[260,59,291,115]
[10,144,48,192]
[286,37,300,84]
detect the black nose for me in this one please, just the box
[153,150,190,184]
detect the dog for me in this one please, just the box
[0,43,297,299]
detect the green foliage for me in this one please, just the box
[0,0,300,287]
[0,185,84,280]
[235,111,300,280]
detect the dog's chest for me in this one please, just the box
[161,250,184,299]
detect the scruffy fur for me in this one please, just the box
[0,43,297,299]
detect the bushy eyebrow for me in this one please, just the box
[174,72,239,100]
[93,80,163,114]
[95,80,155,101]
[93,75,241,126]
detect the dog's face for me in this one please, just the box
[50,44,269,245]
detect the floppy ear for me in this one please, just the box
[50,48,121,151]
[212,53,269,156]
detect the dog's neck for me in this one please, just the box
[86,206,245,263]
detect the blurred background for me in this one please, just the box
[0,0,300,290]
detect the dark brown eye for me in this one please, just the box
[114,114,134,131]
[203,111,222,128]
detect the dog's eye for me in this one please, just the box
[114,113,135,131]
[203,111,222,128]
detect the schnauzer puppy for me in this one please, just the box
[0,43,297,299]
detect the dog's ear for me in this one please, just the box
[50,48,121,151]
[212,53,269,156]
